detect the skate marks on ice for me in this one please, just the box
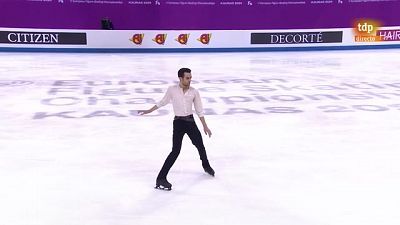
[125,175,214,222]
[1,51,400,225]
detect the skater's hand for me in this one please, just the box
[204,127,212,138]
[137,106,158,116]
[137,110,150,115]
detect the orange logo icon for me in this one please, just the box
[130,34,144,45]
[176,34,189,45]
[353,19,382,42]
[198,33,211,44]
[153,34,167,45]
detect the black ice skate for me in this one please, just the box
[155,179,172,191]
[202,162,215,177]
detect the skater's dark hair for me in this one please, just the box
[178,68,191,78]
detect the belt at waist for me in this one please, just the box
[174,114,194,122]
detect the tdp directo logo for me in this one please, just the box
[353,20,381,42]
[198,33,211,44]
[129,34,144,45]
[153,34,167,45]
[354,19,400,42]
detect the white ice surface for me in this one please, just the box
[1,50,400,225]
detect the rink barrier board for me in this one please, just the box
[2,45,400,53]
[1,27,399,52]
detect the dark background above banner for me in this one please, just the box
[0,0,399,30]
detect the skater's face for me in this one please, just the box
[179,73,192,88]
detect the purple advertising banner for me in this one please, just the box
[0,0,399,30]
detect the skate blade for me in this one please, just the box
[154,185,172,191]
[205,170,215,177]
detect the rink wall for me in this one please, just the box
[1,27,400,52]
[1,0,399,52]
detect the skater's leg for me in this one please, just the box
[157,120,185,180]
[186,122,215,176]
[186,122,208,161]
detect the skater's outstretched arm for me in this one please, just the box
[138,87,171,115]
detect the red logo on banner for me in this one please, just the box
[176,34,189,45]
[153,34,167,45]
[198,33,211,44]
[130,34,144,45]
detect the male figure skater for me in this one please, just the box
[138,68,215,191]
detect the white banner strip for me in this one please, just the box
[1,27,399,51]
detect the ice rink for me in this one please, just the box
[1,49,400,225]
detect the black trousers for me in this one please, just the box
[157,115,209,180]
